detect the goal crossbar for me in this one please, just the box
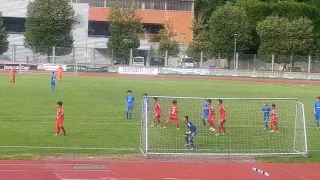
[147,96,298,101]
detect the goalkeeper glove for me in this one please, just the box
[186,131,191,134]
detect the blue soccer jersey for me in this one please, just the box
[202,102,209,118]
[314,102,320,120]
[261,105,271,120]
[50,74,56,85]
[143,97,150,112]
[186,121,197,133]
[126,95,135,110]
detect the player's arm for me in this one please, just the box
[314,103,316,114]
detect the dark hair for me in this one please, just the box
[184,116,189,120]
[218,99,223,104]
[57,101,63,106]
[154,97,158,101]
[172,100,177,104]
[272,104,276,108]
[208,99,212,103]
[143,93,148,96]
[52,72,54,74]
[127,90,132,93]
[317,97,320,100]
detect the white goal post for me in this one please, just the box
[140,96,307,158]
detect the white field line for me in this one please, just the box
[0,146,137,151]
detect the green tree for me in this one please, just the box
[195,0,235,23]
[107,4,143,58]
[158,20,180,58]
[209,3,253,66]
[257,16,315,65]
[186,16,211,61]
[24,0,76,62]
[0,13,9,55]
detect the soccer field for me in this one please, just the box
[0,73,319,162]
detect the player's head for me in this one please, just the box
[264,101,268,106]
[317,97,320,102]
[143,93,148,97]
[272,104,276,108]
[172,100,177,104]
[52,72,55,74]
[184,116,189,122]
[217,99,223,105]
[127,90,132,95]
[207,99,212,104]
[154,97,158,102]
[203,97,207,102]
[57,101,63,107]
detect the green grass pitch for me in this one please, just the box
[0,73,319,162]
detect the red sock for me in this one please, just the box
[222,126,226,133]
[164,120,169,127]
[61,126,66,134]
[218,126,221,133]
[208,120,214,128]
[157,118,161,125]
[56,127,60,135]
[276,125,279,131]
[176,121,180,129]
[270,123,273,130]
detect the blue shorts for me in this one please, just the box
[127,104,133,111]
[202,111,209,118]
[315,114,320,120]
[264,115,269,121]
[50,81,56,86]
[186,132,197,140]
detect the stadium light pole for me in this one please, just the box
[233,33,238,70]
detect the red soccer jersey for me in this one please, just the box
[271,109,278,121]
[209,104,215,118]
[57,107,64,120]
[11,68,16,76]
[219,104,226,120]
[169,104,178,117]
[153,102,162,114]
[57,68,63,74]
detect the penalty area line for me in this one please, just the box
[0,146,137,151]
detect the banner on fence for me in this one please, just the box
[0,63,37,71]
[119,67,158,75]
[160,68,210,75]
[43,64,67,71]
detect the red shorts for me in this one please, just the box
[155,112,161,117]
[56,118,64,127]
[271,120,278,125]
[219,116,226,122]
[208,115,215,121]
[168,116,178,121]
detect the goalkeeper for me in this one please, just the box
[184,116,197,150]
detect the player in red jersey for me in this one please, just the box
[9,67,16,84]
[152,98,162,127]
[164,100,179,130]
[57,65,64,82]
[55,101,66,136]
[270,104,279,133]
[216,99,226,136]
[207,99,216,131]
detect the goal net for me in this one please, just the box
[140,96,307,158]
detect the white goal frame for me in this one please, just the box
[140,97,308,158]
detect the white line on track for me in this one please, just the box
[0,146,137,151]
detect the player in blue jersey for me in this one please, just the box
[261,101,271,130]
[313,97,320,129]
[184,116,197,150]
[126,90,135,119]
[143,93,150,116]
[201,98,209,126]
[50,72,56,91]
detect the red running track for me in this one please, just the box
[0,160,318,180]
